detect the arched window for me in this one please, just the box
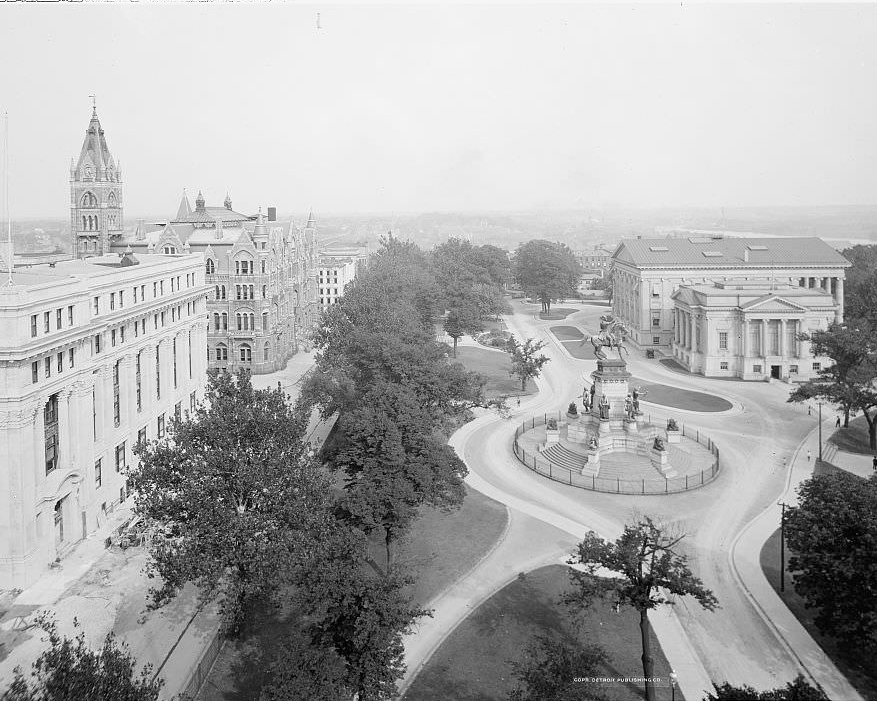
[221,313,228,330]
[262,285,267,298]
[206,259,215,275]
[240,344,252,362]
[261,260,266,274]
[249,285,254,299]
[262,312,269,331]
[80,192,98,207]
[108,192,117,205]
[214,285,220,299]
[213,313,220,331]
[82,216,87,231]
[216,343,228,361]
[162,245,177,254]
[236,285,241,300]
[249,313,255,330]
[236,313,242,331]
[264,343,270,361]
[220,285,226,300]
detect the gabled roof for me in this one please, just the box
[176,191,192,220]
[613,237,850,268]
[741,295,810,314]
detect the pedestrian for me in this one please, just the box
[806,449,811,462]
[836,416,841,428]
[808,405,811,416]
[872,455,877,471]
[516,397,521,408]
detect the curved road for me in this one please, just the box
[400,302,860,701]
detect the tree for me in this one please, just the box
[332,383,468,572]
[590,267,614,303]
[705,675,827,700]
[788,321,877,443]
[513,240,582,313]
[130,369,332,632]
[565,518,719,701]
[784,472,877,650]
[506,336,550,392]
[840,244,877,325]
[508,633,607,701]
[259,631,351,701]
[444,302,483,357]
[2,615,166,701]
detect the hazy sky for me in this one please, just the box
[1,3,876,218]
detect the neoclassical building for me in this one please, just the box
[671,280,838,380]
[67,108,321,374]
[0,253,208,588]
[317,246,368,310]
[611,236,851,351]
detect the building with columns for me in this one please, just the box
[671,280,838,380]
[0,253,208,588]
[317,246,368,310]
[611,236,850,352]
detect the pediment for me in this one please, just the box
[741,295,808,314]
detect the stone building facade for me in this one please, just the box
[611,236,850,351]
[0,253,208,588]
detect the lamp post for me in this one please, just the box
[669,670,678,701]
[817,401,824,462]
[778,501,788,593]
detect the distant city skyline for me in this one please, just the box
[2,4,877,218]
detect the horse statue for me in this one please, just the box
[582,314,629,361]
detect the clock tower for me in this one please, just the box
[70,106,123,258]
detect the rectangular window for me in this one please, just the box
[812,362,821,371]
[153,282,157,297]
[119,290,124,308]
[188,331,192,378]
[138,426,147,446]
[95,458,102,488]
[44,311,50,333]
[154,314,158,330]
[93,296,100,315]
[160,280,164,295]
[56,308,62,330]
[110,292,116,311]
[141,285,145,301]
[790,364,799,374]
[718,331,728,350]
[173,338,177,388]
[190,391,196,413]
[92,388,97,441]
[57,352,63,374]
[161,311,166,327]
[115,442,126,472]
[111,329,117,347]
[120,326,126,344]
[155,345,161,399]
[45,357,52,378]
[135,351,142,412]
[113,360,121,427]
[32,361,39,383]
[157,413,165,439]
[652,316,660,327]
[67,305,74,326]
[171,277,175,293]
[174,402,181,422]
[653,336,660,345]
[69,348,74,368]
[31,314,38,337]
[44,395,59,474]
[134,320,139,338]
[753,364,762,373]
[133,286,138,304]
[94,333,102,354]
[141,319,146,335]
[720,361,729,370]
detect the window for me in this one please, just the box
[134,286,138,303]
[173,338,178,388]
[753,364,762,373]
[264,343,270,361]
[240,344,252,362]
[790,364,799,374]
[95,458,102,488]
[190,391,197,413]
[69,348,74,368]
[157,413,166,439]
[120,326,125,343]
[160,280,164,295]
[213,313,220,331]
[119,291,124,308]
[216,344,228,361]
[44,311,50,333]
[156,345,161,399]
[161,311,166,327]
[113,360,121,427]
[31,314,37,337]
[154,314,158,330]
[135,351,142,412]
[812,362,821,371]
[651,283,661,298]
[262,312,269,331]
[141,319,146,335]
[174,402,182,422]
[652,316,660,327]
[141,284,145,301]
[115,442,126,472]
[92,387,97,441]
[110,292,116,311]
[153,282,158,297]
[45,357,52,378]
[56,309,62,330]
[111,329,117,347]
[652,337,660,345]
[68,306,74,326]
[718,331,728,350]
[44,395,59,474]
[93,296,100,315]
[57,352,63,374]
[720,361,729,370]
[221,313,227,330]
[206,259,215,274]
[188,330,192,378]
[138,426,147,446]
[32,361,39,384]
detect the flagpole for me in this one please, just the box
[5,111,12,286]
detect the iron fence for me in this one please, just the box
[513,411,720,495]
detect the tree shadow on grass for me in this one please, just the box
[409,663,500,701]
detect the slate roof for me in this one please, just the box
[672,283,836,310]
[613,237,851,268]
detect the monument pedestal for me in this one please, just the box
[598,419,611,434]
[591,358,632,422]
[650,448,677,478]
[624,419,639,434]
[581,450,600,477]
[666,429,681,444]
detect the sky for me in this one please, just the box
[1,3,877,219]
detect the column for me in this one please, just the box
[796,321,804,358]
[779,319,786,358]
[58,389,72,472]
[836,278,844,322]
[760,319,766,357]
[742,318,749,358]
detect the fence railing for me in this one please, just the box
[513,411,720,495]
[178,627,225,700]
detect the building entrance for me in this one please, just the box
[771,365,781,379]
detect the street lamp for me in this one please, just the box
[669,670,678,701]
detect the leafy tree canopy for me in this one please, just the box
[130,369,332,630]
[513,239,582,312]
[2,615,166,701]
[705,675,827,700]
[506,336,550,391]
[840,244,877,325]
[259,630,351,701]
[784,472,877,650]
[508,633,608,701]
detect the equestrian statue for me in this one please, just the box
[582,314,629,361]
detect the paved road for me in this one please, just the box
[400,301,861,701]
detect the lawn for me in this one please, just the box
[549,326,600,360]
[538,307,579,320]
[828,414,876,455]
[197,487,509,701]
[453,345,538,398]
[629,379,732,413]
[405,565,681,701]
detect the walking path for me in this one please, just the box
[400,301,862,701]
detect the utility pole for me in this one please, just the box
[778,501,788,593]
